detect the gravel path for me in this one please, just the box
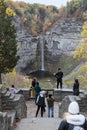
[15,100,61,130]
[26,99,59,118]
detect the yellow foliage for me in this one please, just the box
[73,22,87,60]
[73,44,86,59]
[81,30,87,36]
[82,22,87,30]
[81,22,87,36]
[2,69,31,88]
[6,7,16,16]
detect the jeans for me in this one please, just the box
[48,106,54,117]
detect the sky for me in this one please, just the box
[13,0,68,8]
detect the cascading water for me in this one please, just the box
[40,37,45,71]
[29,35,54,78]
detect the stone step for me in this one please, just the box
[1,91,11,99]
[1,90,8,97]
[7,110,16,129]
[1,110,16,130]
[15,117,62,130]
[9,94,15,100]
[2,94,15,103]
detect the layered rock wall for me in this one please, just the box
[45,18,83,56]
[13,17,83,74]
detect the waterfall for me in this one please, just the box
[40,37,45,71]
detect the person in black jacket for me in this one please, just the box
[73,79,79,96]
[35,91,46,117]
[58,101,87,130]
[55,68,63,89]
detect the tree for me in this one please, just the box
[73,22,87,89]
[73,22,87,60]
[66,0,81,15]
[0,0,19,83]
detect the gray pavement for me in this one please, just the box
[15,117,62,130]
[15,100,62,130]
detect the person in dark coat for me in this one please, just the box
[73,79,79,96]
[58,101,87,130]
[55,68,63,89]
[35,91,46,117]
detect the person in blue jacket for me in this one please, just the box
[35,82,41,103]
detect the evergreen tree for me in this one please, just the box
[0,0,19,83]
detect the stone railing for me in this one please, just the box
[16,88,84,102]
[16,88,31,100]
[16,88,54,99]
[0,112,11,130]
[54,88,84,102]
[59,91,87,118]
[0,89,27,130]
[1,91,27,120]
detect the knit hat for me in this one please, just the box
[40,90,46,95]
[68,101,79,114]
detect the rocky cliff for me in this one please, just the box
[13,17,83,75]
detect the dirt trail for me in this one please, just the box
[26,99,59,118]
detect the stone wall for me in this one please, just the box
[54,88,84,102]
[0,86,27,130]
[59,91,87,118]
[0,112,11,130]
[1,91,27,120]
[16,88,31,100]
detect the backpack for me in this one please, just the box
[68,124,85,130]
[36,95,45,106]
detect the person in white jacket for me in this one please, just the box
[58,101,87,130]
[10,85,16,95]
[35,91,46,117]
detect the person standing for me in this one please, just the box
[47,94,55,117]
[73,79,79,96]
[31,77,37,97]
[34,82,41,103]
[35,91,46,117]
[58,101,87,130]
[10,85,16,94]
[55,68,63,89]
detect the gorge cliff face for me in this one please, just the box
[14,17,83,75]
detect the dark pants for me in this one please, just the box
[35,105,44,117]
[73,89,79,96]
[35,93,39,104]
[57,79,62,89]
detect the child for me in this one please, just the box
[47,94,55,117]
[10,85,16,94]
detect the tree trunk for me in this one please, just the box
[0,73,2,84]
